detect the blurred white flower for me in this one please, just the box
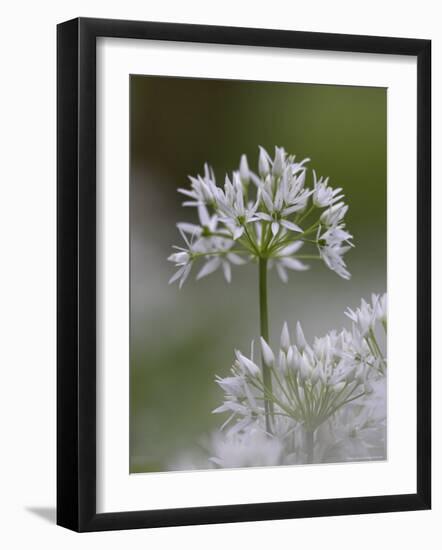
[345,294,387,373]
[316,403,386,463]
[345,297,377,336]
[209,429,283,468]
[372,292,387,325]
[216,321,373,435]
[212,295,386,463]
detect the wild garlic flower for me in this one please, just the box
[318,241,352,280]
[167,227,200,288]
[213,173,260,239]
[372,292,387,326]
[345,293,387,335]
[345,293,387,373]
[312,170,344,208]
[346,296,377,335]
[254,147,309,235]
[177,163,218,206]
[214,294,386,457]
[168,293,387,469]
[166,146,386,468]
[168,146,353,286]
[168,204,245,285]
[216,324,370,436]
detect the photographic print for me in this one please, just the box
[130,75,387,473]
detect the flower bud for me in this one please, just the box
[296,322,308,351]
[286,346,296,372]
[258,147,270,177]
[272,147,285,177]
[239,154,250,184]
[260,337,275,367]
[310,367,320,386]
[168,251,189,265]
[278,350,288,376]
[280,322,291,353]
[235,350,260,377]
[298,354,312,382]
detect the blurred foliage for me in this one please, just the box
[130,76,386,473]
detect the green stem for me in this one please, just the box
[296,204,314,225]
[305,428,315,464]
[369,329,387,370]
[259,257,274,433]
[243,224,260,256]
[268,223,319,255]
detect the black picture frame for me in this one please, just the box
[57,17,431,532]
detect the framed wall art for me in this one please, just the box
[57,17,431,531]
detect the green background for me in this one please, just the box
[130,76,386,473]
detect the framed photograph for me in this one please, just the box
[57,17,431,532]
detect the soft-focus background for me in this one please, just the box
[130,75,386,473]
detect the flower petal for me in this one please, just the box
[276,263,288,283]
[255,212,272,222]
[261,189,274,212]
[280,240,303,255]
[197,257,221,279]
[280,219,302,232]
[168,265,186,285]
[227,252,247,265]
[177,222,202,235]
[222,261,232,283]
[233,225,245,240]
[178,264,192,288]
[281,257,309,271]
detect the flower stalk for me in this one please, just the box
[258,257,274,433]
[304,428,315,464]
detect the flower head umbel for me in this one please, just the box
[168,146,353,286]
[213,294,387,462]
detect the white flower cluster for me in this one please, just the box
[210,293,387,466]
[166,145,386,471]
[168,146,354,287]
